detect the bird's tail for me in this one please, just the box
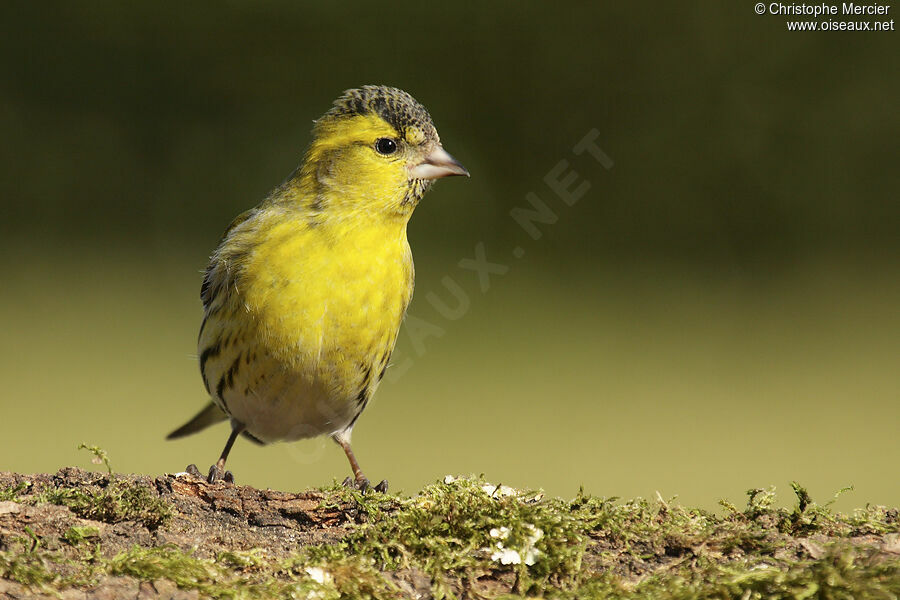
[166,402,228,440]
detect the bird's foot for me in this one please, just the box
[206,464,235,484]
[343,475,388,493]
[183,463,233,484]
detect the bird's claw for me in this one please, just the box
[342,475,367,491]
[185,464,203,479]
[207,464,234,484]
[342,476,388,493]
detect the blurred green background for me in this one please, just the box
[1,3,897,511]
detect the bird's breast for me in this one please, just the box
[242,217,413,371]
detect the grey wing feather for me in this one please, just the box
[166,402,228,440]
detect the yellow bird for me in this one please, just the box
[167,85,468,491]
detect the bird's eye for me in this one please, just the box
[374,137,398,155]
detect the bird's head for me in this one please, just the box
[296,85,468,218]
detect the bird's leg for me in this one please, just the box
[333,434,388,493]
[205,419,245,484]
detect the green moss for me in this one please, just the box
[77,443,113,474]
[0,545,100,590]
[318,478,400,521]
[719,482,899,538]
[308,478,900,598]
[311,477,589,595]
[108,546,217,589]
[0,482,29,501]
[62,525,101,546]
[327,559,398,599]
[0,550,58,587]
[568,545,900,600]
[1,476,898,599]
[217,548,266,569]
[35,479,170,530]
[109,545,349,598]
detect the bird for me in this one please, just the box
[166,85,468,491]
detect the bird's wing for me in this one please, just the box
[201,208,257,309]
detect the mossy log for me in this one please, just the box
[0,468,898,599]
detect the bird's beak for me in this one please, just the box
[409,145,470,180]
